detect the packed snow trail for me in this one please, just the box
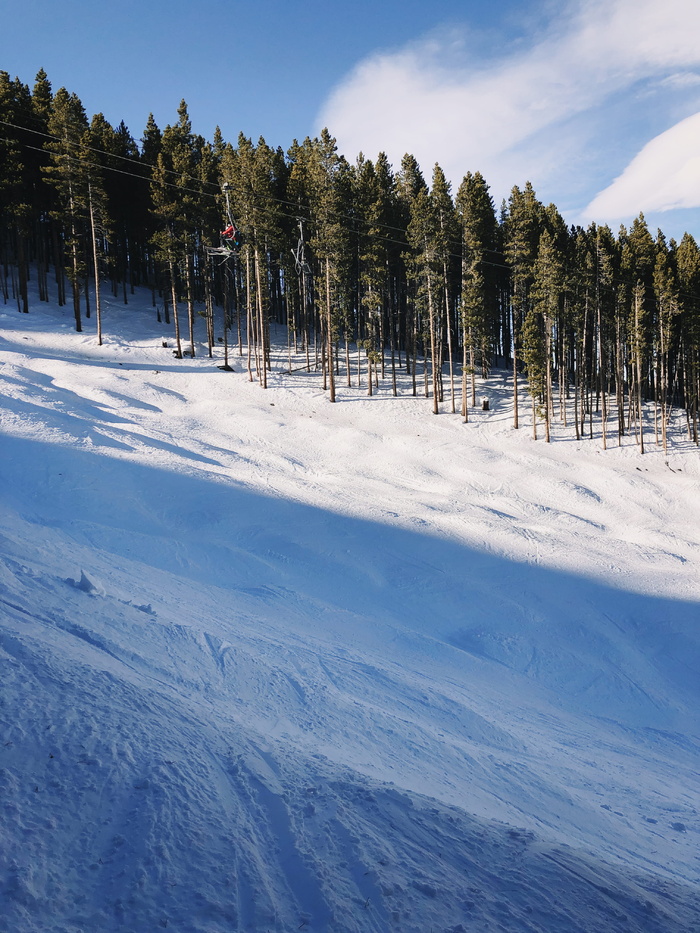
[0,292,699,932]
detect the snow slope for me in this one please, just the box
[1,287,699,933]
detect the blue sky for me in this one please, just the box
[5,0,700,241]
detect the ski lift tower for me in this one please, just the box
[206,182,241,370]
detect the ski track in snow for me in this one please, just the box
[0,291,699,932]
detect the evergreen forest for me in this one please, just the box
[2,68,700,452]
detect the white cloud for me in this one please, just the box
[658,72,700,90]
[583,111,700,219]
[316,0,700,210]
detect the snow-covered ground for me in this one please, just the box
[1,284,699,933]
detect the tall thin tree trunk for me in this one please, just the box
[427,273,439,414]
[597,306,607,450]
[634,290,644,454]
[88,186,102,346]
[245,249,253,381]
[545,314,552,443]
[221,265,233,371]
[470,337,477,409]
[17,233,29,313]
[168,258,182,358]
[461,326,469,423]
[443,267,455,413]
[70,238,82,332]
[326,259,335,403]
[254,246,267,389]
[185,254,195,358]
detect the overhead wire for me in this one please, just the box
[2,119,700,302]
[0,118,510,263]
[2,127,511,270]
[0,117,222,192]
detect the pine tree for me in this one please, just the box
[528,226,565,441]
[150,129,184,356]
[304,129,350,402]
[149,100,206,357]
[405,181,442,412]
[455,171,499,419]
[43,87,90,331]
[353,153,393,391]
[52,115,113,340]
[169,101,198,357]
[593,224,617,448]
[88,115,143,299]
[400,154,450,410]
[223,133,285,386]
[396,154,427,395]
[624,215,656,451]
[286,138,315,369]
[139,113,163,298]
[196,136,222,357]
[374,152,403,394]
[28,70,55,304]
[653,232,679,453]
[32,68,52,125]
[0,72,31,310]
[504,182,544,428]
[430,164,458,412]
[676,233,700,442]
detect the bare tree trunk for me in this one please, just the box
[168,258,182,358]
[634,290,644,454]
[67,178,82,331]
[574,352,580,441]
[204,266,214,358]
[390,299,398,397]
[427,273,439,414]
[461,325,469,424]
[597,307,607,450]
[443,266,455,413]
[545,315,552,444]
[88,187,102,346]
[185,255,195,358]
[615,316,625,444]
[326,259,335,402]
[221,266,233,370]
[17,233,29,313]
[70,236,82,332]
[254,246,267,389]
[659,313,669,455]
[513,345,519,429]
[245,249,253,381]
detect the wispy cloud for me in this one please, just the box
[583,111,700,219]
[317,0,700,223]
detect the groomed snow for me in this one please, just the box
[1,285,699,933]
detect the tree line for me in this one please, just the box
[1,68,699,451]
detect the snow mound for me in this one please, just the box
[67,569,107,596]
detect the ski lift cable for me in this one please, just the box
[1,118,505,257]
[0,120,571,269]
[10,131,700,297]
[0,118,222,193]
[6,115,699,281]
[4,127,700,301]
